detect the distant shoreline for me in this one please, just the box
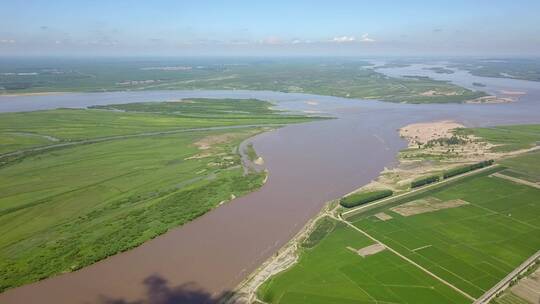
[0,91,69,97]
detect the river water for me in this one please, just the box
[1,65,539,303]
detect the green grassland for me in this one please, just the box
[0,58,484,103]
[449,58,540,82]
[258,217,470,304]
[456,124,540,152]
[351,168,540,299]
[0,98,313,156]
[0,98,314,292]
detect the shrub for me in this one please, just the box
[339,189,393,208]
[443,159,494,179]
[411,175,440,188]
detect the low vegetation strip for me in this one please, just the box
[339,189,393,208]
[443,160,494,179]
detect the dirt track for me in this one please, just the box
[492,172,540,189]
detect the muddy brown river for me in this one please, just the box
[1,66,540,303]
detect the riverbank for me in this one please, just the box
[353,120,540,194]
[224,202,338,304]
[244,121,540,303]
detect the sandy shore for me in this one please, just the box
[0,91,68,97]
[399,120,464,147]
[466,95,515,104]
[224,203,337,304]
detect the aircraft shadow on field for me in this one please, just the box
[99,274,233,304]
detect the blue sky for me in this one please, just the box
[1,0,539,56]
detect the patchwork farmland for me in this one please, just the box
[258,151,540,304]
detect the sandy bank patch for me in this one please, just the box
[253,157,265,165]
[420,90,459,97]
[194,133,238,150]
[466,95,514,104]
[400,120,464,147]
[374,212,393,221]
[391,197,469,217]
[305,101,319,106]
[348,243,386,257]
[510,266,540,304]
[500,90,526,96]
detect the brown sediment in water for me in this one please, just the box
[3,85,540,303]
[0,113,408,304]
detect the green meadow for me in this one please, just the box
[0,98,312,155]
[457,124,540,152]
[0,98,314,292]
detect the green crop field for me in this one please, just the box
[499,151,540,183]
[0,98,315,292]
[351,169,540,299]
[258,217,470,304]
[259,147,540,304]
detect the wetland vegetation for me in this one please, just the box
[0,98,316,292]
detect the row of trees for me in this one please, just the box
[411,175,440,188]
[443,160,494,179]
[340,189,393,208]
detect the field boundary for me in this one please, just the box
[335,215,477,301]
[0,123,288,161]
[342,164,502,219]
[491,172,540,189]
[473,250,540,304]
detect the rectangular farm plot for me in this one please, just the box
[352,175,540,299]
[258,221,470,304]
[390,197,469,216]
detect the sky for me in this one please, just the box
[1,0,539,57]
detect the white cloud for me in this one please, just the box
[0,39,16,44]
[360,33,375,42]
[260,36,283,45]
[332,36,356,43]
[291,39,313,44]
